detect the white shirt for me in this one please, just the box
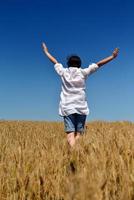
[54,63,99,116]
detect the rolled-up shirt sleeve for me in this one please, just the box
[54,63,65,76]
[82,63,99,77]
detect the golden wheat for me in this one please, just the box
[0,121,133,200]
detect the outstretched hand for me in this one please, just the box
[41,41,58,64]
[97,47,119,67]
[112,48,119,58]
[42,42,48,53]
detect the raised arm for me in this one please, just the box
[42,42,58,64]
[96,48,119,67]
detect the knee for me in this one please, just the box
[67,132,75,146]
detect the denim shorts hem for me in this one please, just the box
[65,131,84,135]
[65,129,85,133]
[65,129,75,133]
[63,113,86,134]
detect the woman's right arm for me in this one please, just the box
[96,48,119,67]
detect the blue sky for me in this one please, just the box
[0,0,134,121]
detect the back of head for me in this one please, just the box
[67,55,82,68]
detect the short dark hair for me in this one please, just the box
[67,55,82,68]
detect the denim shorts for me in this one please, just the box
[63,113,86,134]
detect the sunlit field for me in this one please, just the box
[0,121,134,200]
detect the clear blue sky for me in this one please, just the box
[0,0,133,122]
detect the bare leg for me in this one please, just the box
[67,132,75,147]
[75,132,81,140]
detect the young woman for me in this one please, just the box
[42,42,119,147]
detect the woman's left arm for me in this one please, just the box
[42,42,58,64]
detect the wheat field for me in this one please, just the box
[0,121,134,200]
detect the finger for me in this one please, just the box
[42,42,47,50]
[42,42,45,47]
[43,42,46,47]
[115,47,119,52]
[113,48,119,55]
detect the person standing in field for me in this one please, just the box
[42,42,119,147]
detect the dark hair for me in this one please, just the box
[67,55,82,68]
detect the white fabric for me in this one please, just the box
[54,63,99,116]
